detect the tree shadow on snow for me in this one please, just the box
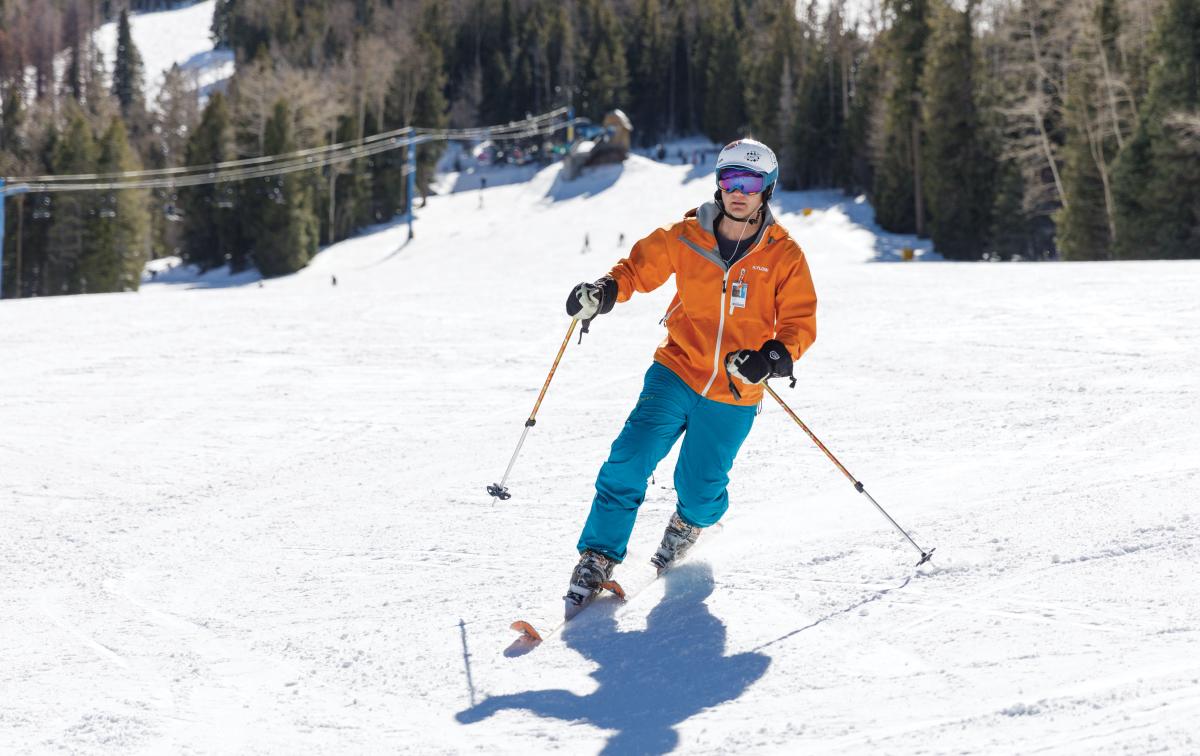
[456,563,770,754]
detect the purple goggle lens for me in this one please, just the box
[717,168,766,195]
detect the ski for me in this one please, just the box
[505,523,723,657]
[505,579,626,656]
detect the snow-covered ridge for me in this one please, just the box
[92,0,233,105]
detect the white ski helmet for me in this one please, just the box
[715,138,779,197]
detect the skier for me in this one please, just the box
[563,138,818,607]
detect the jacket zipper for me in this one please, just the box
[659,300,683,326]
[700,267,735,397]
[700,234,776,398]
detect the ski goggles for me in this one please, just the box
[717,167,767,195]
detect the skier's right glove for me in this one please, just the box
[565,276,618,321]
[726,339,793,385]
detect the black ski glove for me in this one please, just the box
[726,339,793,385]
[565,276,618,321]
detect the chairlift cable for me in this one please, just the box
[7,108,572,193]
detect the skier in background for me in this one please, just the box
[562,139,818,607]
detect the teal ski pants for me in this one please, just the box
[577,362,757,562]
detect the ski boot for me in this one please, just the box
[650,512,702,572]
[564,550,616,608]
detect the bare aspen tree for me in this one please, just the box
[1026,2,1067,208]
[353,36,400,140]
[993,0,1073,216]
[320,62,354,244]
[231,57,277,155]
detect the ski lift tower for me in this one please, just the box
[407,136,418,241]
[0,178,32,301]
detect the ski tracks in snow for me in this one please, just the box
[24,573,305,752]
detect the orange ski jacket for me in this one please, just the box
[607,201,818,407]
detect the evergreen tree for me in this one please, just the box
[792,3,850,188]
[921,0,994,259]
[744,0,799,161]
[776,54,799,187]
[834,21,872,192]
[871,0,932,235]
[181,92,238,271]
[331,112,371,242]
[1057,65,1111,257]
[1057,75,1114,259]
[627,0,667,142]
[84,118,150,292]
[987,158,1043,259]
[1113,0,1200,259]
[413,57,448,205]
[245,99,318,276]
[583,0,629,117]
[46,108,98,295]
[481,0,516,123]
[1,83,24,154]
[509,3,549,116]
[846,35,884,194]
[112,9,145,117]
[212,0,236,49]
[666,10,696,136]
[699,0,746,142]
[65,3,85,102]
[548,0,579,111]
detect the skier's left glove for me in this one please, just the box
[726,339,793,385]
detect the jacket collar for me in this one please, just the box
[691,200,781,241]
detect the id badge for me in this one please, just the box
[730,281,748,312]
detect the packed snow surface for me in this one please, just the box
[2,155,1198,754]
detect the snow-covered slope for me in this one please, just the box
[2,155,1198,754]
[92,0,233,105]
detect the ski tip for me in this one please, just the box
[600,580,626,600]
[510,620,543,642]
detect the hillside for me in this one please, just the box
[2,155,1198,753]
[92,0,233,105]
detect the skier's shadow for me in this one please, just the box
[457,563,770,754]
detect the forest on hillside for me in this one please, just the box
[1,0,1198,298]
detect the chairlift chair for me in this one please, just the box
[32,196,52,220]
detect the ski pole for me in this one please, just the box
[487,319,578,501]
[763,382,935,567]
